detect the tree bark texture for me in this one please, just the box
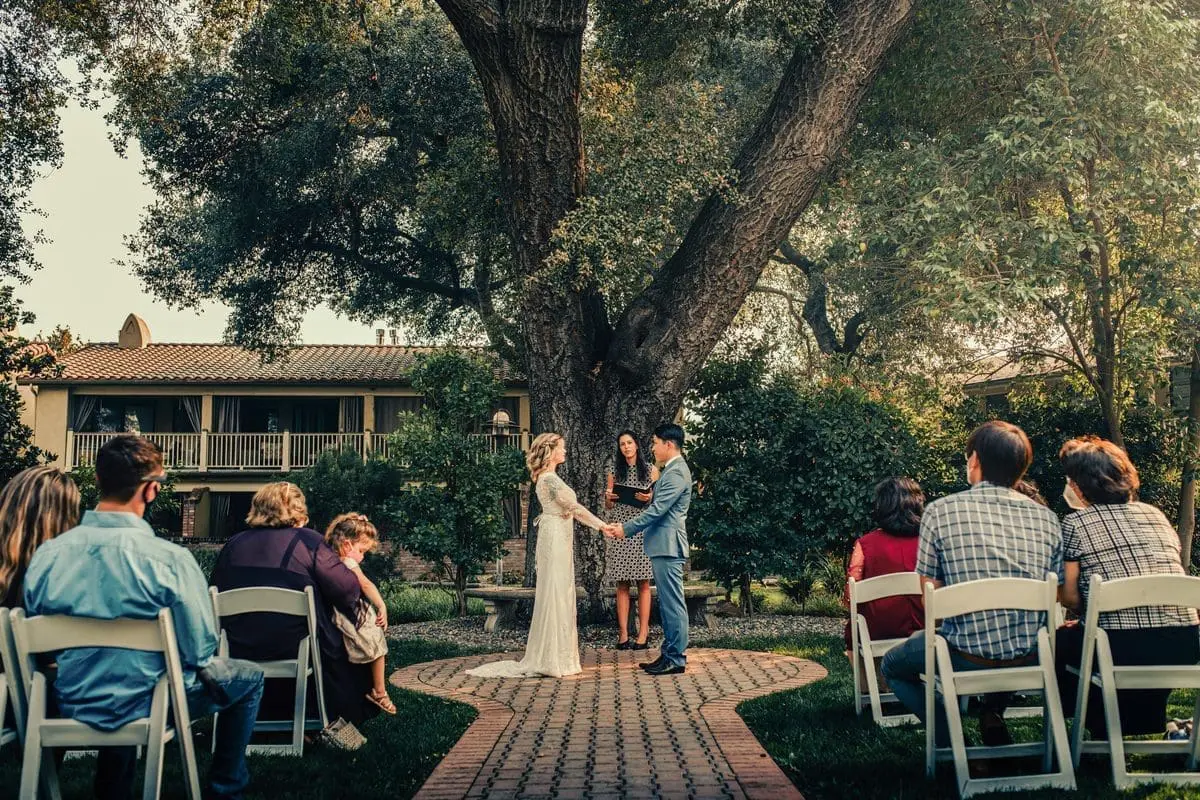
[1178,343,1200,568]
[437,0,914,609]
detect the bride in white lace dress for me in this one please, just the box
[467,432,610,678]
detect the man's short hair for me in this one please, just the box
[95,435,165,502]
[653,423,685,450]
[965,421,1032,488]
[1059,435,1139,505]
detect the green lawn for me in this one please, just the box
[0,639,492,800]
[718,632,1200,800]
[6,631,1200,799]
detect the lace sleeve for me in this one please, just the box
[539,474,605,531]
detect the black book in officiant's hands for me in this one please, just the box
[613,482,654,509]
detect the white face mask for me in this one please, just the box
[1063,482,1086,510]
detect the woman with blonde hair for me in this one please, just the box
[468,432,614,678]
[0,465,81,608]
[212,481,375,729]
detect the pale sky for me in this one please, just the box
[17,93,385,347]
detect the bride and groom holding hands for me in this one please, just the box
[467,423,692,679]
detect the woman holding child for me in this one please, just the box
[212,482,389,732]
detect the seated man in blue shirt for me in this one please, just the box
[25,435,265,800]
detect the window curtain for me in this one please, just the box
[339,397,363,433]
[71,396,98,431]
[215,397,241,433]
[375,396,423,434]
[180,397,203,432]
[213,494,232,539]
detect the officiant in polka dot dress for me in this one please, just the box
[603,430,660,650]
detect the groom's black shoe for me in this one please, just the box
[644,661,686,676]
[639,656,665,671]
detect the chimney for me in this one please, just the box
[375,328,385,345]
[388,329,399,345]
[118,314,151,349]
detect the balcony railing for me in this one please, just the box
[67,429,530,472]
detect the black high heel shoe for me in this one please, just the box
[616,640,633,651]
[632,641,651,651]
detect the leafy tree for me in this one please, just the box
[290,447,403,536]
[0,287,58,488]
[109,0,918,588]
[885,0,1200,447]
[1,0,178,278]
[386,352,526,615]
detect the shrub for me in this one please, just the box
[689,355,944,602]
[387,353,527,616]
[379,581,486,623]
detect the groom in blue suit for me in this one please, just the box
[609,423,692,676]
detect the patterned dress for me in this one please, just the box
[605,465,656,582]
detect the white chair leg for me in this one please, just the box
[1038,630,1073,780]
[142,682,169,800]
[211,707,219,755]
[935,642,971,796]
[292,647,309,756]
[1095,637,1131,789]
[1188,692,1200,772]
[19,679,46,800]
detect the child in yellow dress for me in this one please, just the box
[325,513,395,715]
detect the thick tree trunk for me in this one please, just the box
[1178,343,1200,568]
[437,0,915,610]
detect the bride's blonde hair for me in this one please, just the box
[527,433,563,482]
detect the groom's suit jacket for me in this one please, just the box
[621,456,692,559]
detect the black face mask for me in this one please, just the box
[141,482,159,515]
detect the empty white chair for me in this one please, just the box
[1069,574,1200,788]
[11,607,201,800]
[209,586,327,755]
[849,572,923,726]
[924,574,1075,797]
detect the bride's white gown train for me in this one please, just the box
[466,471,605,678]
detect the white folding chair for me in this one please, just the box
[1,608,23,749]
[209,586,328,755]
[1069,574,1200,788]
[923,575,1075,797]
[849,573,922,727]
[11,608,201,800]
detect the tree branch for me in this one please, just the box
[606,0,915,390]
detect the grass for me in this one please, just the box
[711,631,1200,800]
[732,585,850,618]
[0,639,500,800]
[380,582,487,623]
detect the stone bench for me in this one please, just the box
[465,585,726,633]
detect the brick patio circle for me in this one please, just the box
[391,647,828,799]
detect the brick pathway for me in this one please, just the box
[391,647,827,800]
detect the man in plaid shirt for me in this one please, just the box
[882,421,1062,747]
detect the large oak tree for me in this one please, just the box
[116,0,914,606]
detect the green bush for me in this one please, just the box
[379,581,486,623]
[689,355,947,596]
[188,546,220,582]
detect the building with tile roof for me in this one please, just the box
[21,314,530,538]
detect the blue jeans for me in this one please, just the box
[651,556,688,667]
[880,632,1011,748]
[96,657,265,800]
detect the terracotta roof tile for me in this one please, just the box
[21,344,522,386]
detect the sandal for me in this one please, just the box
[366,689,397,715]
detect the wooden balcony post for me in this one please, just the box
[281,430,291,472]
[199,430,209,471]
[363,429,371,462]
[66,429,75,471]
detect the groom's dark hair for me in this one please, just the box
[654,423,685,450]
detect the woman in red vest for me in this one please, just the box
[842,477,925,653]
